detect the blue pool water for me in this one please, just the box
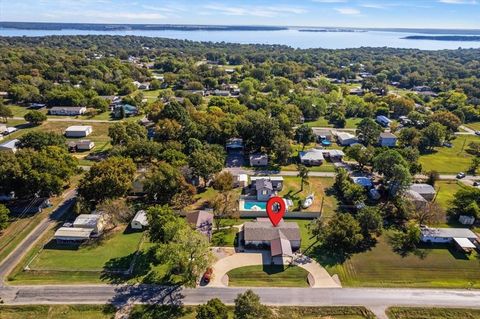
[243,201,267,210]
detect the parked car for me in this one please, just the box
[443,142,452,148]
[457,172,466,179]
[473,181,479,187]
[475,131,480,136]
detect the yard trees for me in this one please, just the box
[419,122,447,152]
[0,204,9,231]
[144,162,195,207]
[189,146,225,185]
[24,110,47,126]
[234,290,272,319]
[78,157,136,204]
[196,298,228,319]
[356,207,383,237]
[147,205,187,243]
[468,157,480,174]
[345,144,374,169]
[296,164,310,192]
[108,121,147,146]
[312,213,364,257]
[357,118,383,146]
[398,127,421,148]
[212,171,239,230]
[0,104,13,123]
[373,150,412,196]
[294,124,315,150]
[18,131,66,150]
[449,187,480,219]
[271,134,292,165]
[389,222,421,256]
[156,225,213,287]
[431,110,462,132]
[96,198,134,231]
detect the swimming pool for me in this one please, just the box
[243,200,267,211]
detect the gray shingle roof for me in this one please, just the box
[244,221,301,242]
[255,178,273,191]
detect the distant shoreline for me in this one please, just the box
[403,35,480,41]
[1,22,480,35]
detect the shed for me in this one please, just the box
[186,210,213,237]
[236,174,248,188]
[453,237,476,252]
[376,115,392,127]
[131,210,148,230]
[76,140,95,151]
[65,126,92,138]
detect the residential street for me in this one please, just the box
[0,189,77,284]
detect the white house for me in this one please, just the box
[337,132,358,146]
[0,139,19,153]
[49,106,87,116]
[73,214,104,234]
[131,210,149,230]
[249,153,268,167]
[299,148,324,166]
[65,126,93,138]
[421,227,477,245]
[54,227,93,243]
[379,132,397,147]
[376,115,392,127]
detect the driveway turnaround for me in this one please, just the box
[208,251,340,288]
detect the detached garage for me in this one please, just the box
[65,125,93,138]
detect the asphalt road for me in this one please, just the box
[2,285,480,310]
[0,189,77,284]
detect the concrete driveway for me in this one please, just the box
[207,251,340,288]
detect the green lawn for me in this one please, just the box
[419,135,480,174]
[0,305,116,319]
[466,121,480,131]
[131,305,374,319]
[8,228,143,284]
[227,265,309,287]
[434,180,465,210]
[305,117,361,129]
[317,231,480,289]
[387,307,480,319]
[279,176,337,215]
[211,227,238,247]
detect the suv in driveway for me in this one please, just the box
[475,131,480,136]
[457,172,466,179]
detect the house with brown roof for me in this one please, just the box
[186,210,214,238]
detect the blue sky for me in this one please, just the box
[1,0,479,29]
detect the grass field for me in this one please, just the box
[8,227,143,284]
[465,121,480,131]
[434,180,465,211]
[279,176,337,215]
[130,305,374,319]
[211,227,238,247]
[317,231,480,289]
[227,265,310,287]
[419,135,480,174]
[387,307,480,319]
[305,117,361,129]
[0,305,116,319]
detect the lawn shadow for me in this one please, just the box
[43,239,80,251]
[101,248,154,284]
[262,264,287,275]
[129,304,191,319]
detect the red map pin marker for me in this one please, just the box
[266,196,286,227]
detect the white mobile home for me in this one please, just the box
[65,125,92,138]
[49,106,87,116]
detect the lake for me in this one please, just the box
[1,28,480,50]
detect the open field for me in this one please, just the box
[130,305,374,319]
[316,231,480,289]
[419,135,480,174]
[305,117,361,129]
[387,307,480,319]
[279,176,337,215]
[0,305,116,319]
[227,265,309,287]
[465,121,480,131]
[8,227,143,285]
